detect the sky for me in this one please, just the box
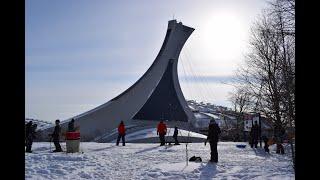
[26,0,269,122]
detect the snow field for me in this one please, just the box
[25,142,294,179]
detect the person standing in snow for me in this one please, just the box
[173,126,180,145]
[276,138,285,154]
[26,121,37,153]
[250,121,260,148]
[67,119,76,132]
[116,121,126,146]
[275,126,285,154]
[25,121,33,147]
[50,119,63,152]
[262,135,270,153]
[157,120,167,146]
[205,119,221,163]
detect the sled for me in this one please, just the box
[189,156,202,162]
[236,144,246,148]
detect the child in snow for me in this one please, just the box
[262,135,270,153]
[116,121,126,146]
[157,121,167,146]
[173,126,180,145]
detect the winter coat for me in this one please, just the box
[262,136,268,143]
[26,124,37,141]
[52,125,61,141]
[118,123,126,135]
[173,128,178,138]
[250,124,260,139]
[31,125,37,139]
[25,122,33,139]
[157,122,167,136]
[207,123,221,143]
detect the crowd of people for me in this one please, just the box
[25,119,76,153]
[249,121,285,154]
[26,117,286,162]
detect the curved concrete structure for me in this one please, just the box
[40,20,196,141]
[108,128,207,143]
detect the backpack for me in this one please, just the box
[189,156,202,162]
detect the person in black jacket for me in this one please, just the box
[26,121,36,153]
[25,121,32,147]
[173,126,180,145]
[250,122,260,148]
[262,135,270,153]
[50,119,62,152]
[205,119,221,163]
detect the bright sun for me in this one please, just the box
[200,11,248,62]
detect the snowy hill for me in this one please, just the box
[25,142,294,179]
[25,118,53,130]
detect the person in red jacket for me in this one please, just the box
[116,121,126,146]
[157,120,167,146]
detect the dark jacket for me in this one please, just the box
[207,123,221,143]
[52,125,61,141]
[250,124,260,139]
[31,125,37,139]
[262,136,268,143]
[26,123,37,141]
[25,122,33,139]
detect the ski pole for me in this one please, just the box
[49,137,52,152]
[186,143,188,166]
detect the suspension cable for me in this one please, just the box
[184,46,217,104]
[179,53,195,101]
[182,48,212,103]
[180,53,202,101]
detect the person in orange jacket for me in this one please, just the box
[157,120,167,146]
[116,121,126,146]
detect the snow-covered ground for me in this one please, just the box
[25,142,294,179]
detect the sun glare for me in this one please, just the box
[201,11,248,62]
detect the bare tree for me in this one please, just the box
[228,87,251,114]
[268,0,295,128]
[233,0,295,139]
[228,86,252,140]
